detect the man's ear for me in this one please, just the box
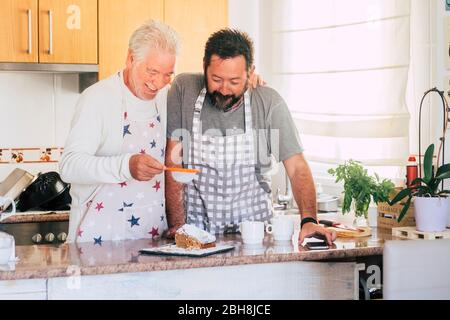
[125,49,134,69]
[249,65,255,77]
[203,59,208,74]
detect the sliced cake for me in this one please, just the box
[175,224,216,249]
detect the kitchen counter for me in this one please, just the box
[1,228,393,281]
[0,211,69,224]
[0,228,396,299]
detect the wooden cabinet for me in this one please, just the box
[0,0,97,64]
[1,0,227,73]
[0,0,39,62]
[98,0,164,79]
[39,0,97,64]
[164,0,228,74]
[98,0,228,79]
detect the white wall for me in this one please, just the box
[0,73,79,181]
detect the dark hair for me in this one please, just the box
[203,29,254,71]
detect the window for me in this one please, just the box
[262,0,432,184]
[272,0,411,164]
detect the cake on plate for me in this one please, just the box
[175,224,216,249]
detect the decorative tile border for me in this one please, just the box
[0,147,64,164]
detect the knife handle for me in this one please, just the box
[319,220,333,227]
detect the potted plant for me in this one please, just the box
[389,143,450,232]
[328,160,395,226]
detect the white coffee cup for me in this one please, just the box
[239,221,265,245]
[242,243,265,255]
[266,216,294,242]
[0,196,15,222]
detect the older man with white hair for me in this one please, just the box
[60,20,179,244]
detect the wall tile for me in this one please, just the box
[0,73,80,182]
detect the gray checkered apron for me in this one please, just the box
[186,88,273,234]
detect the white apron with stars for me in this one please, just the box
[76,76,167,244]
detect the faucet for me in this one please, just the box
[274,171,293,210]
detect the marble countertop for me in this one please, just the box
[0,228,397,281]
[0,211,69,224]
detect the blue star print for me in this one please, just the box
[123,124,131,137]
[128,215,140,227]
[150,139,156,148]
[157,115,161,123]
[118,202,133,212]
[94,236,102,245]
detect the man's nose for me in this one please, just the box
[218,82,232,96]
[150,74,169,89]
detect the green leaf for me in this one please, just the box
[436,163,450,177]
[389,188,411,205]
[411,177,425,185]
[328,160,394,217]
[423,144,434,183]
[429,179,442,194]
[435,171,450,180]
[414,185,432,196]
[397,196,412,223]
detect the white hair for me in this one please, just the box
[128,20,180,61]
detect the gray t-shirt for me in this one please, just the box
[167,73,303,175]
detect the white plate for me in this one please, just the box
[140,243,235,257]
[171,171,197,183]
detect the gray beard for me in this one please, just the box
[210,93,242,111]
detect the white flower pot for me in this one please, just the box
[447,197,450,228]
[414,197,449,232]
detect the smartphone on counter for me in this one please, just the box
[305,241,330,250]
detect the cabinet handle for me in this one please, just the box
[48,10,53,54]
[27,9,32,54]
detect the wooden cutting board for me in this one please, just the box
[326,226,372,238]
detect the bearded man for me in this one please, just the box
[165,29,335,245]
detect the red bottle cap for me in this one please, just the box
[408,155,416,162]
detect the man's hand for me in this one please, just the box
[163,225,184,239]
[249,73,266,88]
[129,154,164,181]
[299,222,337,246]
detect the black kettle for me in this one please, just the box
[17,172,71,212]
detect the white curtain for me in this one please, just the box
[269,0,411,166]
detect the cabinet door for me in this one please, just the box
[38,0,97,64]
[164,0,228,73]
[0,0,38,62]
[98,0,164,79]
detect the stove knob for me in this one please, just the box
[45,233,55,243]
[57,232,67,242]
[32,233,42,244]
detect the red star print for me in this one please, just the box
[77,229,84,237]
[140,149,146,154]
[119,181,127,188]
[149,122,155,128]
[149,227,159,238]
[124,111,128,120]
[152,180,161,192]
[95,202,104,211]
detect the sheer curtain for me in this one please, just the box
[269,0,412,171]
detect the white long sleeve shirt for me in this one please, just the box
[60,71,167,241]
